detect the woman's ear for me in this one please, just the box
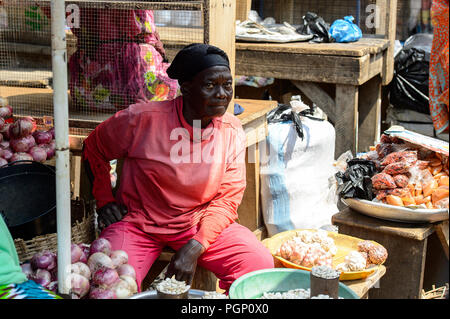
[180,82,191,96]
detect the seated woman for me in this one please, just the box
[82,43,274,292]
[39,4,179,111]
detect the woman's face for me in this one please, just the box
[181,65,233,127]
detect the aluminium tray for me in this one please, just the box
[341,198,449,223]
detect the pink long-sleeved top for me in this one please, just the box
[82,96,247,249]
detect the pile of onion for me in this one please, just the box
[0,101,56,166]
[22,238,138,299]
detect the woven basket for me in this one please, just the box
[14,199,97,263]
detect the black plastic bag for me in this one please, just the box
[335,159,377,200]
[296,12,332,43]
[388,34,432,115]
[267,103,323,140]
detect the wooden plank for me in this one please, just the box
[334,84,358,158]
[70,154,82,200]
[236,99,278,126]
[343,265,386,299]
[236,50,366,85]
[332,208,436,241]
[291,80,336,123]
[359,51,384,84]
[380,0,397,85]
[206,0,236,113]
[237,144,261,231]
[357,75,382,152]
[235,38,390,57]
[236,0,252,22]
[434,221,449,259]
[158,26,204,44]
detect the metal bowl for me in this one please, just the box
[156,288,190,299]
[341,198,449,223]
[129,289,205,299]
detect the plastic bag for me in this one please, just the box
[388,33,432,115]
[296,12,332,43]
[329,16,362,43]
[234,103,244,116]
[261,104,337,236]
[267,103,324,140]
[335,159,377,200]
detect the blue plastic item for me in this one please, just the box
[234,102,244,116]
[229,268,360,299]
[329,16,362,43]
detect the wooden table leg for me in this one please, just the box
[334,84,359,158]
[358,75,382,152]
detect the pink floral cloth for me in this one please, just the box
[68,9,180,111]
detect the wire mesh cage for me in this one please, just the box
[257,0,385,35]
[255,0,432,41]
[0,0,211,135]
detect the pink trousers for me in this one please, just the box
[100,221,274,292]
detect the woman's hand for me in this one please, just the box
[97,202,127,230]
[165,239,206,285]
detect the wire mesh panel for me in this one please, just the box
[0,0,206,133]
[259,0,382,35]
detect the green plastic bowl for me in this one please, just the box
[229,268,359,299]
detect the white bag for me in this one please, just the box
[260,116,338,237]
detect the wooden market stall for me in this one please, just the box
[235,0,398,158]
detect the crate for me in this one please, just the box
[0,0,237,132]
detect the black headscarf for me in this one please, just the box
[167,43,230,85]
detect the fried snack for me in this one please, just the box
[372,173,397,190]
[357,241,388,265]
[393,174,410,188]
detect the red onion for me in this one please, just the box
[78,243,90,263]
[87,252,114,273]
[92,267,119,288]
[71,243,83,263]
[33,130,52,145]
[20,263,34,279]
[1,148,13,161]
[47,281,58,292]
[0,123,11,139]
[10,135,35,152]
[9,117,36,139]
[10,152,33,163]
[119,275,138,294]
[112,278,132,299]
[89,287,116,299]
[31,251,57,271]
[110,250,128,268]
[71,262,91,280]
[29,146,47,163]
[47,127,55,139]
[116,263,136,280]
[89,238,112,256]
[33,269,52,288]
[0,157,7,167]
[69,273,90,298]
[0,105,12,118]
[41,141,56,159]
[0,140,9,149]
